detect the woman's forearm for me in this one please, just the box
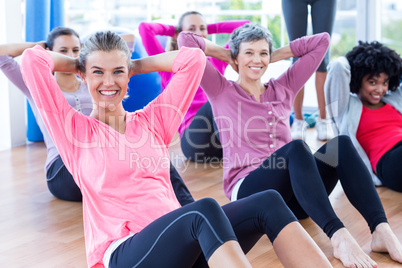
[48,50,79,74]
[270,45,294,63]
[130,50,180,76]
[0,41,46,58]
[203,38,232,63]
[178,32,235,71]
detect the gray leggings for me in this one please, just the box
[282,0,337,72]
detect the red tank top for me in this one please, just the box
[356,103,402,172]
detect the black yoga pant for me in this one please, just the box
[47,156,82,202]
[47,156,194,205]
[109,190,297,268]
[282,0,336,72]
[181,101,222,163]
[170,162,195,206]
[237,136,387,238]
[376,140,402,192]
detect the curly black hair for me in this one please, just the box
[346,41,402,94]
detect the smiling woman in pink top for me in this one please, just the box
[178,23,402,267]
[139,11,249,163]
[0,27,196,206]
[20,30,335,268]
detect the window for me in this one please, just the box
[381,0,402,55]
[64,0,361,110]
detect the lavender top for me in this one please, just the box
[178,32,330,198]
[0,55,92,173]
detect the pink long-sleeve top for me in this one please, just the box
[21,45,206,268]
[178,32,330,198]
[139,20,249,135]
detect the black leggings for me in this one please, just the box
[47,156,194,205]
[181,101,222,163]
[170,162,195,205]
[376,140,402,192]
[237,136,387,238]
[282,0,336,72]
[109,190,297,268]
[46,156,82,202]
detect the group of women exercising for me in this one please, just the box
[1,7,402,268]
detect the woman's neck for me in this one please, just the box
[55,72,80,93]
[237,77,265,100]
[91,104,127,134]
[362,100,386,110]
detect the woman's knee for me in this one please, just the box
[248,190,291,215]
[249,191,297,241]
[190,198,222,214]
[328,135,356,156]
[47,177,82,202]
[332,135,352,147]
[257,190,285,206]
[287,139,312,155]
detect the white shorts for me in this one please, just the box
[230,177,245,202]
[103,232,135,267]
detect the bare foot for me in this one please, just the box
[371,222,402,263]
[331,228,377,268]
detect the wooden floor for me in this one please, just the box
[1,128,402,267]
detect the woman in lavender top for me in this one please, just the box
[0,27,89,201]
[178,23,402,267]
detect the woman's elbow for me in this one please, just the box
[177,32,199,49]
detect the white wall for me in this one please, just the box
[0,0,26,150]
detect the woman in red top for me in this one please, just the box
[326,41,402,193]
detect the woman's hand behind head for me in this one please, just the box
[227,50,238,73]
